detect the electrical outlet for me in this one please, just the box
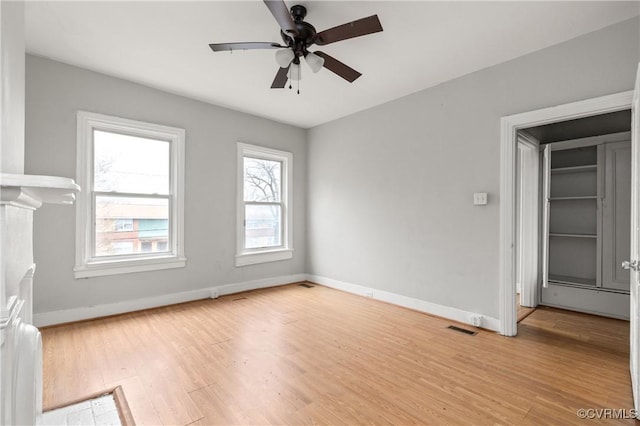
[473,192,488,205]
[469,314,483,327]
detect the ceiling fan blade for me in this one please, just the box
[271,65,291,88]
[209,42,285,52]
[263,0,298,37]
[314,15,383,46]
[313,51,361,83]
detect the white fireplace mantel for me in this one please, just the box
[1,173,81,209]
[0,173,79,425]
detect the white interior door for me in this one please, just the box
[541,144,551,288]
[629,63,640,410]
[517,133,540,307]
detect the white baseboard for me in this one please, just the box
[33,273,307,327]
[306,274,500,332]
[33,272,499,332]
[216,273,307,297]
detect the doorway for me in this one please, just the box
[516,115,631,320]
[499,91,634,337]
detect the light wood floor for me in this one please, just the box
[517,294,536,323]
[42,283,635,425]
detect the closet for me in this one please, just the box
[541,131,631,319]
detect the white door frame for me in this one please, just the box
[516,132,540,308]
[499,91,633,336]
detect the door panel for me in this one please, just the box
[542,144,551,288]
[602,141,631,291]
[629,63,640,411]
[516,133,540,307]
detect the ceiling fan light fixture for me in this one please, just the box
[305,52,325,73]
[275,48,294,68]
[290,63,301,81]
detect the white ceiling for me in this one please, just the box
[25,1,639,129]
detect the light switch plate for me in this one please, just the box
[474,192,488,205]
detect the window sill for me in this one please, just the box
[235,249,293,267]
[74,255,186,278]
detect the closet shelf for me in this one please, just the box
[549,196,597,201]
[549,233,597,239]
[551,164,597,174]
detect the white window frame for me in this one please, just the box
[236,143,293,266]
[74,111,186,278]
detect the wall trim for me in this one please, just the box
[33,273,307,327]
[215,273,306,297]
[307,274,500,332]
[35,272,501,331]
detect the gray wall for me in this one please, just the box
[25,55,306,314]
[306,17,640,320]
[25,17,640,319]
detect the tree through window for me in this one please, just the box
[243,157,282,249]
[237,143,293,266]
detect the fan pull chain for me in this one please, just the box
[285,62,300,94]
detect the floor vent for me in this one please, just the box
[447,325,477,335]
[299,283,314,288]
[232,297,247,301]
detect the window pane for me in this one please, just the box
[243,157,281,202]
[114,219,133,231]
[245,204,281,249]
[95,196,169,257]
[112,242,134,255]
[94,130,170,195]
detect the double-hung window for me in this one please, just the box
[75,111,185,278]
[236,143,293,266]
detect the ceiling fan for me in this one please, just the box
[209,0,383,90]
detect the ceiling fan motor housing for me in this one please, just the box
[281,5,316,57]
[290,4,307,21]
